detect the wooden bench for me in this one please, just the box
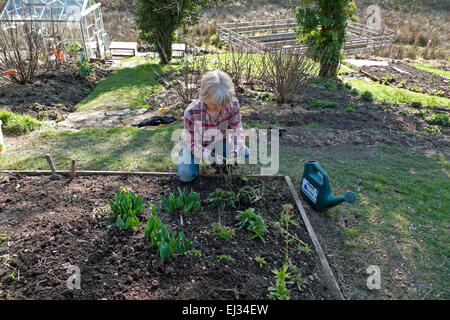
[110,42,138,56]
[172,43,186,57]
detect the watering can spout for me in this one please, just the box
[326,196,346,209]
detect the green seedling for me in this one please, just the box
[255,256,267,268]
[235,208,269,243]
[281,204,295,265]
[161,187,201,218]
[288,263,305,291]
[109,187,144,231]
[268,264,293,300]
[217,255,233,262]
[383,74,396,83]
[177,187,201,216]
[397,80,406,88]
[0,234,6,244]
[306,97,338,108]
[188,248,202,257]
[408,85,423,93]
[161,191,183,213]
[298,244,312,255]
[238,185,264,203]
[360,90,373,102]
[208,188,239,210]
[144,204,193,261]
[211,223,235,240]
[426,113,449,126]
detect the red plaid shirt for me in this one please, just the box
[182,98,245,159]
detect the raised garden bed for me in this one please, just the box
[0,173,340,300]
[359,61,450,98]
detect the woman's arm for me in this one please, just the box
[229,99,245,155]
[182,108,212,160]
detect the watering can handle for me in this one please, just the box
[312,162,330,186]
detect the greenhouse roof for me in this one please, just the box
[0,0,99,22]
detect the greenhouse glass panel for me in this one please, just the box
[0,0,110,60]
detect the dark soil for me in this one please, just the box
[0,62,112,123]
[239,81,450,134]
[147,74,449,139]
[360,61,450,98]
[0,174,337,300]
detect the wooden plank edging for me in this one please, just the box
[0,170,285,179]
[284,175,344,300]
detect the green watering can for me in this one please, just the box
[300,161,357,211]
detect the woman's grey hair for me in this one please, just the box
[199,70,235,107]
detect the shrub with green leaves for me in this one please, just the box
[0,110,41,135]
[76,59,92,76]
[235,208,269,243]
[144,204,193,261]
[67,42,83,56]
[108,187,144,231]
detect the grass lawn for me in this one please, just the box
[279,144,449,299]
[0,126,181,172]
[76,58,164,113]
[406,63,450,79]
[348,79,450,107]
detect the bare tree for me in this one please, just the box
[0,19,41,84]
[263,48,319,103]
[152,52,208,105]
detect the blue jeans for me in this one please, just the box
[177,144,250,182]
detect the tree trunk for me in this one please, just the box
[156,30,173,65]
[319,55,340,78]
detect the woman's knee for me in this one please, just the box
[178,164,198,182]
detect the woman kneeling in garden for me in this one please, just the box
[178,70,249,182]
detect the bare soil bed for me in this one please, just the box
[360,61,450,98]
[149,74,448,135]
[240,84,450,135]
[0,62,112,123]
[0,174,337,300]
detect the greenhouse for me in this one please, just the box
[0,0,110,60]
